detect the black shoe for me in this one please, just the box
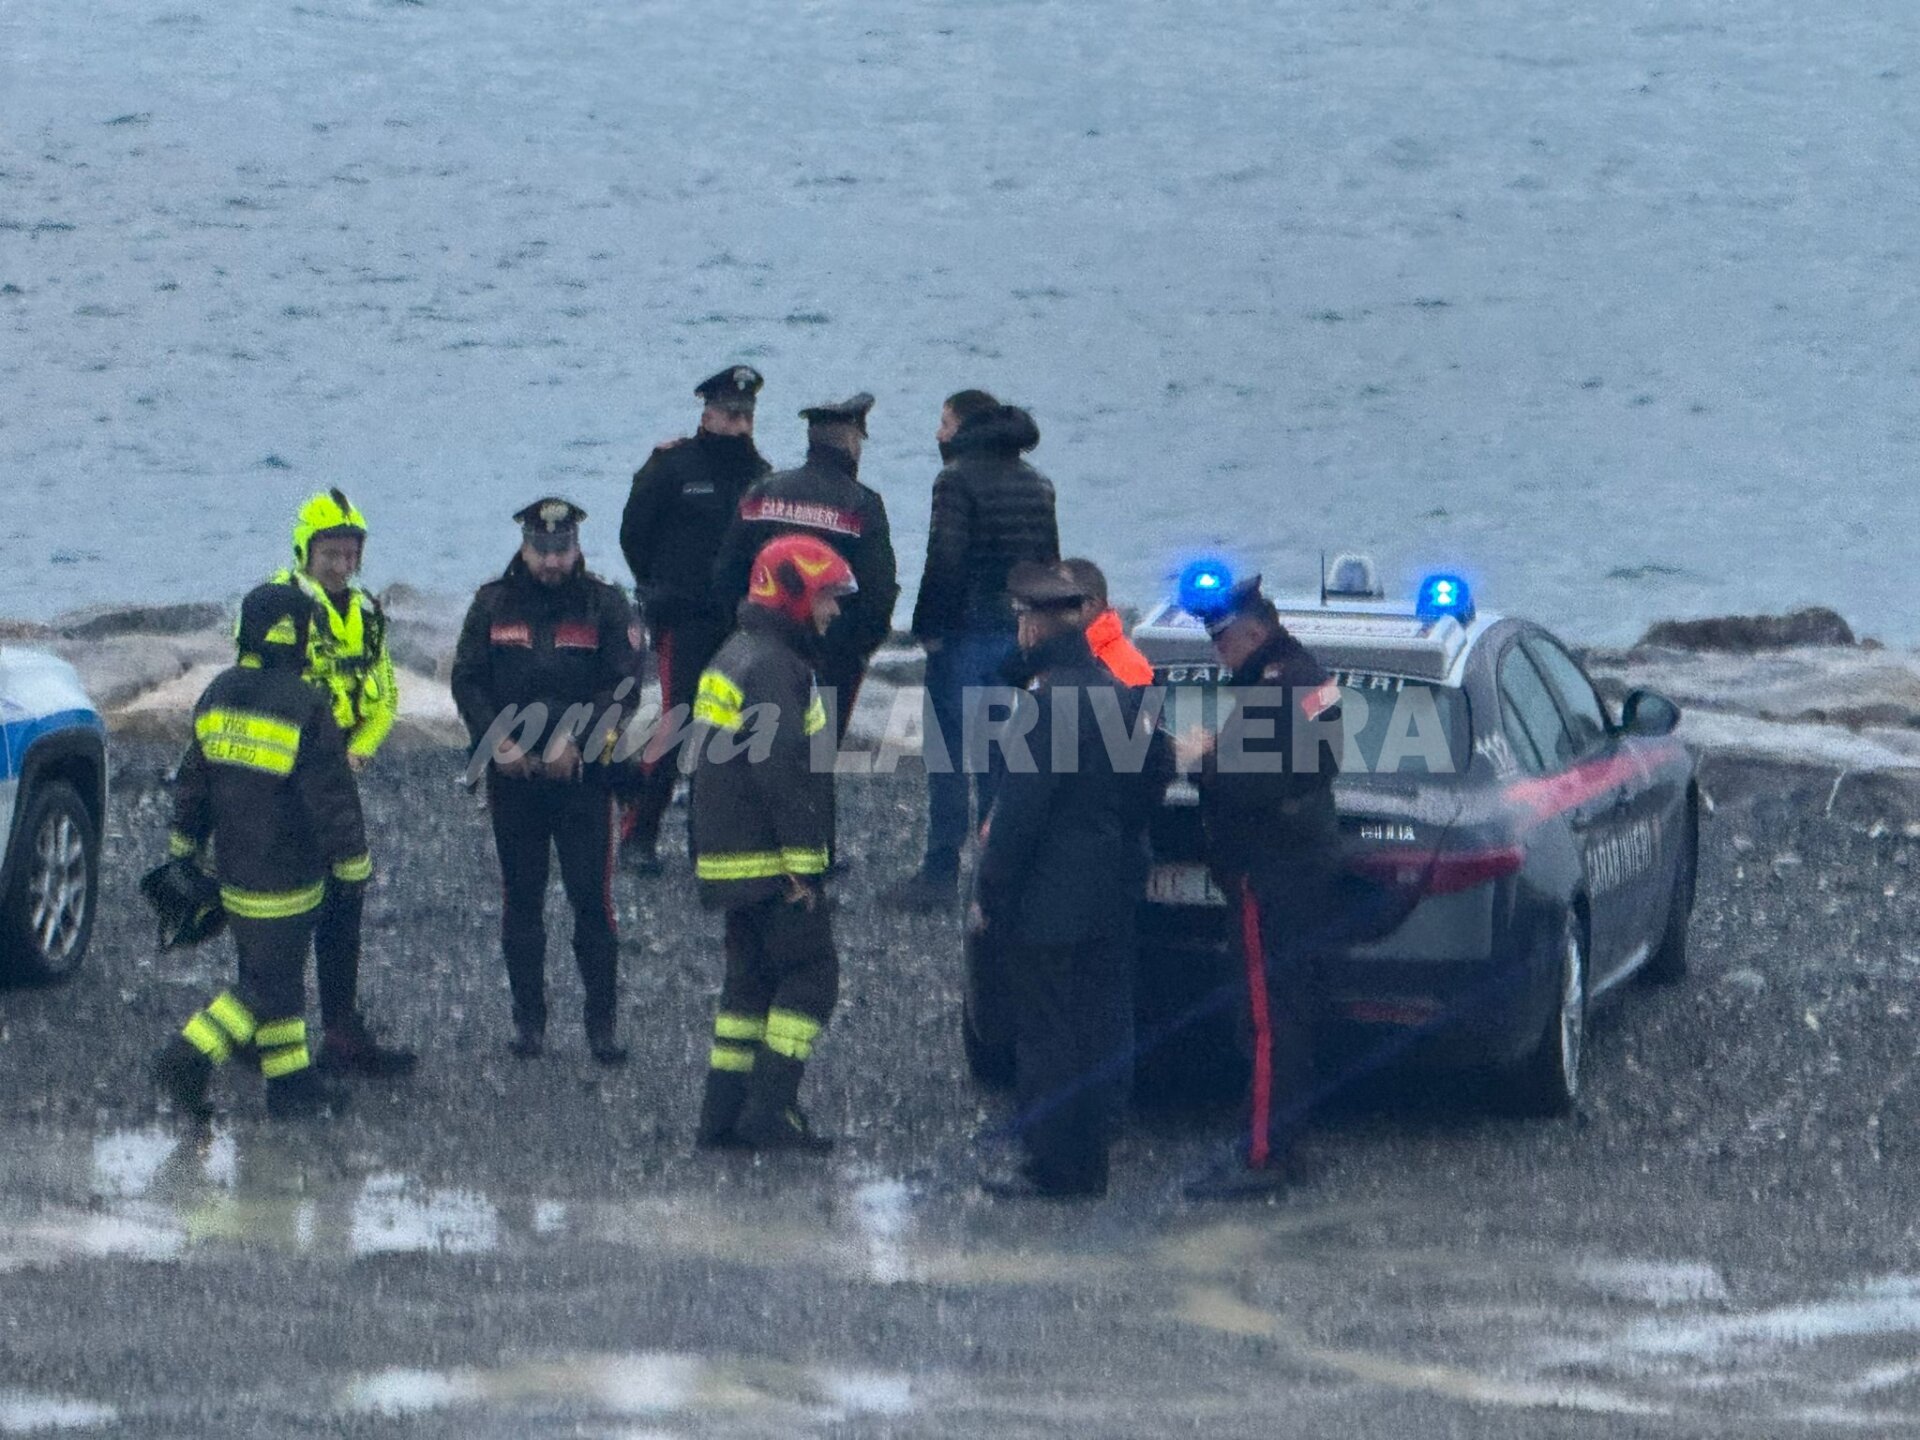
[737,1105,835,1154]
[622,842,663,876]
[265,1070,350,1120]
[319,1015,417,1078]
[508,1022,545,1059]
[153,1038,215,1120]
[587,1032,629,1067]
[1182,1158,1297,1202]
[879,869,956,913]
[979,1166,1105,1202]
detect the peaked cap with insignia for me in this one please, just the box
[695,364,764,414]
[798,391,875,435]
[513,496,587,554]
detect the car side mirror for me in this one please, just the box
[1620,689,1680,737]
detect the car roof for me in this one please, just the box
[1133,594,1506,687]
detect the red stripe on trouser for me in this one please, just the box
[602,795,618,934]
[1240,884,1272,1169]
[643,630,676,770]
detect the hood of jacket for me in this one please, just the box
[944,405,1039,460]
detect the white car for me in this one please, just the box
[0,647,107,983]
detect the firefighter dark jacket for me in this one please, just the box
[689,604,832,911]
[167,661,371,919]
[975,628,1174,945]
[711,441,900,676]
[1198,626,1344,891]
[619,429,771,627]
[450,556,640,769]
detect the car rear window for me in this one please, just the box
[1157,675,1470,779]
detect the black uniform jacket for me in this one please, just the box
[689,604,833,911]
[1198,627,1344,894]
[450,556,640,768]
[910,405,1060,640]
[976,629,1172,946]
[619,429,771,627]
[712,441,900,675]
[168,660,370,916]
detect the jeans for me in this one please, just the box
[921,629,1018,873]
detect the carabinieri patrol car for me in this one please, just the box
[963,558,1698,1116]
[0,646,107,983]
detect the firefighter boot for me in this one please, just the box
[265,1068,351,1120]
[695,1068,752,1149]
[319,1013,418,1078]
[153,1036,216,1120]
[734,1050,833,1154]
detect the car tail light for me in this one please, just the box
[1350,844,1523,896]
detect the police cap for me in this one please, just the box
[1006,561,1089,614]
[1201,575,1277,638]
[513,496,587,554]
[695,365,764,414]
[799,392,875,435]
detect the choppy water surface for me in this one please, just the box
[3,0,1918,641]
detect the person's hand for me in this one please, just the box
[492,744,537,780]
[544,737,583,782]
[921,636,944,656]
[347,751,371,774]
[967,900,988,935]
[1174,726,1216,771]
[784,875,819,911]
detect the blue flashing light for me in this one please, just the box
[1415,573,1475,625]
[1178,558,1234,617]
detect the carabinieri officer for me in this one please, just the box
[451,498,640,1065]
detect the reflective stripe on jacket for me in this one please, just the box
[689,606,833,910]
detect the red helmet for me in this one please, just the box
[748,534,857,624]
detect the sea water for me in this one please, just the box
[3,0,1917,643]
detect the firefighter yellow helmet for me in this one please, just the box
[292,488,369,567]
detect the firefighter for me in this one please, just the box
[711,393,899,748]
[151,583,370,1121]
[618,365,773,874]
[270,488,416,1076]
[691,534,855,1153]
[1178,574,1345,1200]
[972,564,1171,1199]
[450,498,640,1065]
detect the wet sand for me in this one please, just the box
[3,746,1920,1435]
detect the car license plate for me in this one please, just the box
[1146,863,1227,907]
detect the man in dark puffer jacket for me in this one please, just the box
[885,392,1060,911]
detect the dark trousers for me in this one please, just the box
[488,773,618,1035]
[312,877,363,1030]
[817,653,865,746]
[1010,936,1127,1193]
[1234,872,1330,1168]
[625,615,731,852]
[922,630,1017,873]
[232,911,315,1027]
[719,896,840,1035]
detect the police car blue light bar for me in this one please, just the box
[1415,573,1474,625]
[1177,559,1234,616]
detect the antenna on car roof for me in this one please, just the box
[1318,550,1327,607]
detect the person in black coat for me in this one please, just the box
[972,564,1172,1200]
[618,366,773,873]
[886,393,1061,912]
[711,393,899,745]
[451,498,640,1065]
[1178,576,1345,1200]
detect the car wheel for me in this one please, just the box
[1506,908,1585,1117]
[1640,809,1696,986]
[2,781,98,985]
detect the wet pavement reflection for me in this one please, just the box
[6,1125,1920,1431]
